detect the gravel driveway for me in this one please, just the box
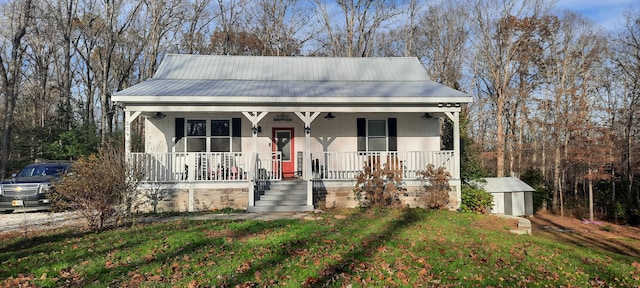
[0,211,83,233]
[0,210,314,234]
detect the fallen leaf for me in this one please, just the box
[147,274,163,281]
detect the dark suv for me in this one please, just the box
[0,162,71,213]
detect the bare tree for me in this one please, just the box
[211,0,250,55]
[0,0,34,178]
[45,0,78,131]
[469,0,551,177]
[24,2,57,129]
[139,0,184,78]
[179,0,214,54]
[246,0,313,56]
[83,0,143,143]
[312,0,401,57]
[540,12,607,214]
[415,1,468,89]
[614,8,640,206]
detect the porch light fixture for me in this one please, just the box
[421,113,433,119]
[251,125,262,134]
[153,112,166,119]
[324,112,336,120]
[304,126,311,134]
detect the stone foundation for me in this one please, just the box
[135,180,460,213]
[313,180,460,210]
[136,187,249,213]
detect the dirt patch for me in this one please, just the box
[473,214,519,232]
[529,211,640,257]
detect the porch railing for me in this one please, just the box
[309,151,455,180]
[254,152,282,181]
[131,152,248,182]
[131,150,453,183]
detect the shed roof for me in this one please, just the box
[113,55,472,105]
[480,177,535,193]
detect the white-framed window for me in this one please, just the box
[358,117,396,152]
[178,119,234,152]
[367,119,387,151]
[210,119,231,152]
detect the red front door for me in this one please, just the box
[273,128,295,178]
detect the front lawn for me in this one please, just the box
[1,208,639,287]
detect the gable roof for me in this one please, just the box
[153,55,430,81]
[113,55,472,106]
[480,177,535,193]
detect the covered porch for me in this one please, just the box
[124,109,463,212]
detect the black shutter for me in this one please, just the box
[232,118,242,152]
[357,118,366,151]
[388,118,397,151]
[175,118,185,143]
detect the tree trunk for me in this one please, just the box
[589,169,594,221]
[0,0,33,178]
[496,98,504,177]
[552,144,560,213]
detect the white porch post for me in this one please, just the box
[306,129,312,207]
[453,111,460,180]
[250,129,256,207]
[454,111,461,208]
[445,111,462,208]
[294,112,320,207]
[124,110,142,162]
[242,112,268,208]
[444,111,461,179]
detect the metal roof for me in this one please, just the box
[480,177,535,193]
[113,55,472,105]
[152,54,430,81]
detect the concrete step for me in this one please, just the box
[258,189,306,196]
[268,180,307,186]
[247,205,314,213]
[255,199,307,206]
[252,180,310,213]
[517,219,532,229]
[265,185,307,192]
[259,194,308,201]
[495,214,532,235]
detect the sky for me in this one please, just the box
[555,0,638,31]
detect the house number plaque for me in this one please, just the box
[273,113,292,122]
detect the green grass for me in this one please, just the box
[1,208,639,287]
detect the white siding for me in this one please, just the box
[145,117,172,153]
[511,192,526,216]
[145,112,443,172]
[492,192,505,214]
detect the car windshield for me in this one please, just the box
[17,165,67,177]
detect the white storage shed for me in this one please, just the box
[482,177,535,216]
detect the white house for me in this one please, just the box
[112,55,473,212]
